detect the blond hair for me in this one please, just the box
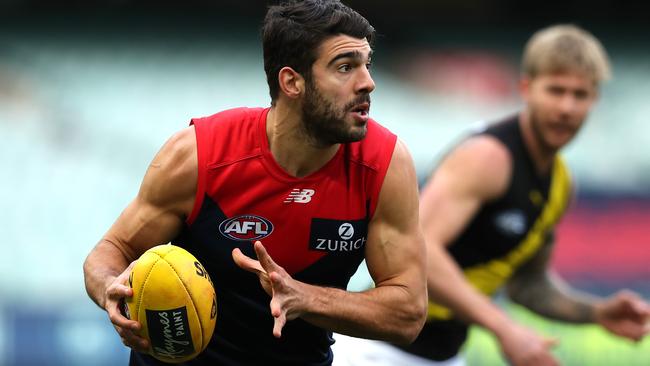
[522,24,611,84]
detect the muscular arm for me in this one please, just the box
[419,136,565,366]
[420,136,517,331]
[507,235,598,323]
[83,126,198,309]
[233,139,427,344]
[304,139,427,343]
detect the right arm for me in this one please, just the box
[83,126,198,349]
[420,136,559,365]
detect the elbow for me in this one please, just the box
[391,296,427,345]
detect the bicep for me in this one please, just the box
[420,136,511,247]
[419,166,484,248]
[365,140,425,288]
[103,127,198,261]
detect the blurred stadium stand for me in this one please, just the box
[1,2,649,365]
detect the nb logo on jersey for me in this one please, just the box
[284,188,315,203]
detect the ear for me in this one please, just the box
[277,67,305,100]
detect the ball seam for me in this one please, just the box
[159,253,205,351]
[137,253,163,326]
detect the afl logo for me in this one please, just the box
[219,215,274,241]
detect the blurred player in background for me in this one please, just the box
[83,0,428,365]
[333,24,650,366]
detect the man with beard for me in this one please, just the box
[83,1,428,365]
[333,24,650,366]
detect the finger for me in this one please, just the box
[118,327,150,352]
[269,274,284,318]
[232,248,265,274]
[109,308,141,331]
[630,300,650,316]
[254,241,280,274]
[273,311,287,339]
[108,283,134,299]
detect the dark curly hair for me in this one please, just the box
[262,0,375,104]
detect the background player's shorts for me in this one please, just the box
[331,333,465,366]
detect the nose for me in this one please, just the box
[356,67,375,94]
[558,94,578,115]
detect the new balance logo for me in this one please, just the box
[284,188,315,203]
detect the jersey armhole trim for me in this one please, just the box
[186,122,205,226]
[368,133,398,220]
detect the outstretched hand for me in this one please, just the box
[232,241,307,338]
[497,322,559,366]
[595,290,650,342]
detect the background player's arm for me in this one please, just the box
[507,233,650,341]
[234,139,427,344]
[83,126,197,348]
[507,234,595,322]
[420,136,516,330]
[421,136,560,365]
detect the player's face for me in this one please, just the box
[301,35,374,146]
[522,72,598,152]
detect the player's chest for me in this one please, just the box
[197,177,370,275]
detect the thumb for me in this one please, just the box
[543,337,560,348]
[232,248,265,274]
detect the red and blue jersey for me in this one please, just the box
[130,107,396,366]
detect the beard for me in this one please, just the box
[528,105,571,155]
[300,78,370,147]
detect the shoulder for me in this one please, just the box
[192,107,263,123]
[155,126,197,172]
[453,134,511,169]
[161,126,196,165]
[436,134,513,201]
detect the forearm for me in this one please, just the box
[426,244,515,336]
[83,239,134,309]
[508,270,599,323]
[299,282,425,344]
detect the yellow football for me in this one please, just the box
[124,244,217,363]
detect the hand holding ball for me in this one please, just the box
[124,245,217,363]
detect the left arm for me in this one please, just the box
[232,139,427,344]
[507,233,650,341]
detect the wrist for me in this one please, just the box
[480,311,519,341]
[591,301,604,324]
[291,278,318,318]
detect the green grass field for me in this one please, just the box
[464,302,650,365]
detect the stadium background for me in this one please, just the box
[1,0,649,364]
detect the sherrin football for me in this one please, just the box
[124,244,217,363]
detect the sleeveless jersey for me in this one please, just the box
[399,115,572,361]
[129,107,397,366]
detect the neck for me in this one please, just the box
[519,110,556,175]
[266,104,340,178]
